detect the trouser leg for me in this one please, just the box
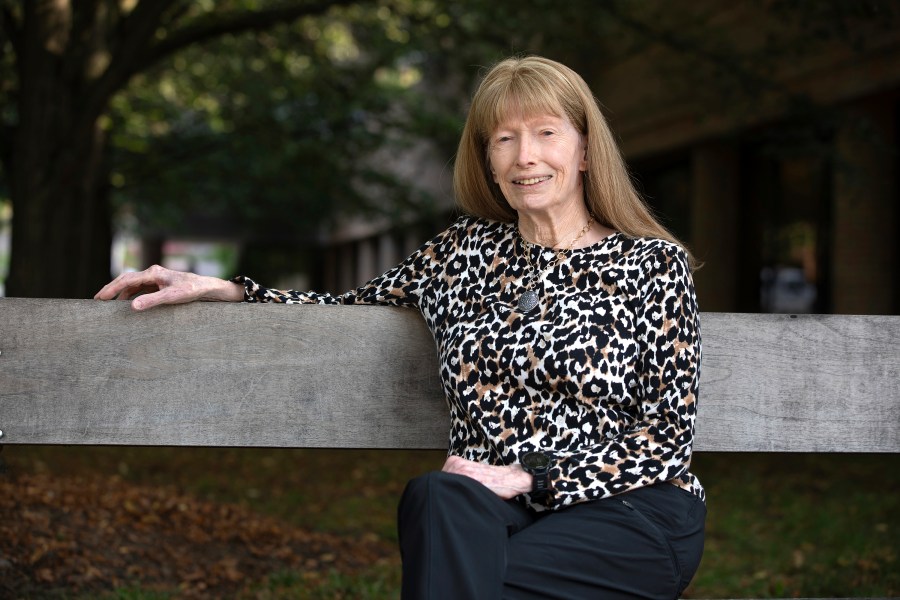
[399,474,705,600]
[398,471,534,600]
[503,483,706,600]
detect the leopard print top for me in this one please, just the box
[234,215,704,511]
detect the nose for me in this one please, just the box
[516,135,536,167]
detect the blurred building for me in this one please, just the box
[600,2,899,315]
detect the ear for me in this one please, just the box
[579,138,588,171]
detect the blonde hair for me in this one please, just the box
[453,55,695,267]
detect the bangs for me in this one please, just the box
[474,69,572,140]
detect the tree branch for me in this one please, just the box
[78,0,178,132]
[136,0,361,72]
[78,0,363,138]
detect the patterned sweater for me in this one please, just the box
[234,215,704,511]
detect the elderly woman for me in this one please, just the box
[97,55,705,599]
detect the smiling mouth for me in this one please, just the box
[513,175,552,186]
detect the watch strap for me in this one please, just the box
[521,451,552,499]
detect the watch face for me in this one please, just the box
[521,451,551,470]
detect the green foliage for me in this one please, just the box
[107,3,459,240]
[102,0,733,243]
[100,0,641,243]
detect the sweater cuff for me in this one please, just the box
[229,275,261,303]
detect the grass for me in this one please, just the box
[687,453,898,597]
[4,446,898,598]
[246,568,400,599]
[79,569,399,600]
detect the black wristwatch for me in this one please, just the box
[520,451,552,499]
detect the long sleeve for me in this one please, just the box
[548,243,701,509]
[230,219,468,309]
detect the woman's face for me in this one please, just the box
[488,113,586,220]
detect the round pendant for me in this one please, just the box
[518,290,540,313]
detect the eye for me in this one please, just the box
[541,129,555,137]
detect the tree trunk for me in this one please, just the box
[5,2,114,299]
[6,116,113,298]
[2,0,351,298]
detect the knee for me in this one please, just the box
[399,470,487,521]
[400,470,459,506]
[398,471,451,537]
[398,471,437,518]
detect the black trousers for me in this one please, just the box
[398,471,705,600]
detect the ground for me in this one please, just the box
[1,446,897,599]
[0,470,396,599]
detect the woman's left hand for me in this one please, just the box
[441,455,533,500]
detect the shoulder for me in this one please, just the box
[450,213,512,238]
[412,215,513,270]
[616,235,690,273]
[611,235,694,303]
[443,213,515,252]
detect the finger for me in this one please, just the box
[131,283,200,311]
[99,282,151,301]
[95,269,162,300]
[116,284,156,301]
[131,289,176,311]
[94,274,130,299]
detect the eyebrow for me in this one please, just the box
[494,115,565,132]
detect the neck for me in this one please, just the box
[517,205,593,248]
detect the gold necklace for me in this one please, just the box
[517,216,594,313]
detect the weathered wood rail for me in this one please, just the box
[1,299,898,452]
[1,298,898,600]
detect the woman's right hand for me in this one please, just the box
[94,264,244,311]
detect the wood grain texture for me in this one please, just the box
[698,313,900,452]
[1,299,898,451]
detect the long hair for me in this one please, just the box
[453,55,695,267]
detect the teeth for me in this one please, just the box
[515,176,551,185]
